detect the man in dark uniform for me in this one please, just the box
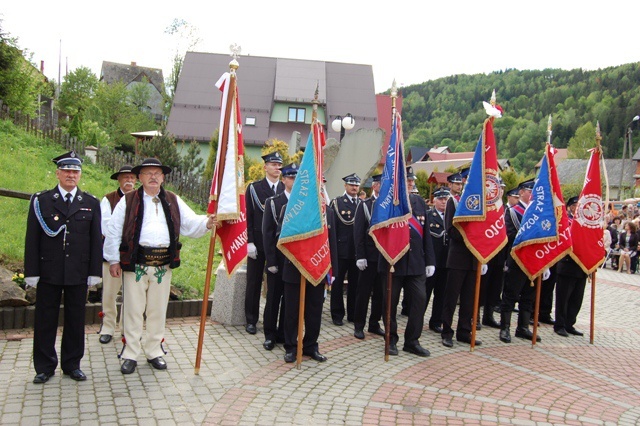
[244,151,284,334]
[329,173,361,326]
[400,166,424,316]
[353,174,384,339]
[25,151,103,383]
[98,164,136,344]
[441,172,485,348]
[500,179,541,343]
[282,201,339,363]
[425,187,449,333]
[378,181,436,357]
[261,163,298,351]
[554,196,587,337]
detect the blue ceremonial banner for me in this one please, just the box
[455,134,485,220]
[512,150,559,248]
[368,112,411,265]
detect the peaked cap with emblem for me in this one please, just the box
[566,196,579,207]
[371,173,382,183]
[506,188,520,197]
[433,187,450,198]
[110,164,135,180]
[406,166,416,180]
[280,163,298,177]
[447,172,463,184]
[342,173,361,185]
[52,150,82,170]
[517,179,535,191]
[262,151,283,164]
[131,158,172,175]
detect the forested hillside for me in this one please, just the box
[400,63,640,173]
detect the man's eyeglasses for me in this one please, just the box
[140,172,163,178]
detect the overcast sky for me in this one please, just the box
[3,0,638,94]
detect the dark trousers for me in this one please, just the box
[263,269,285,342]
[245,250,266,325]
[501,264,535,315]
[554,274,587,332]
[33,282,88,374]
[479,260,504,309]
[330,258,358,322]
[382,274,426,348]
[426,268,447,328]
[353,262,382,331]
[539,266,557,319]
[283,279,325,354]
[441,269,475,340]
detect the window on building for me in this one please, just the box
[288,107,306,123]
[245,116,256,126]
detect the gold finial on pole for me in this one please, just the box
[547,115,553,145]
[391,79,398,110]
[312,81,319,121]
[490,89,497,106]
[229,43,241,72]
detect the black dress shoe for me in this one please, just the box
[475,322,482,331]
[99,334,112,344]
[263,339,275,350]
[332,319,344,326]
[482,317,501,329]
[33,372,54,384]
[284,352,295,363]
[388,344,398,356]
[354,329,365,339]
[403,344,430,357]
[368,325,385,336]
[555,328,569,337]
[515,328,542,342]
[63,369,87,381]
[566,328,584,336]
[499,328,512,343]
[147,356,167,370]
[539,316,555,325]
[457,336,482,346]
[121,359,137,374]
[303,350,327,362]
[429,325,443,333]
[245,324,257,334]
[442,337,454,348]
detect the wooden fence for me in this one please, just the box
[0,101,211,208]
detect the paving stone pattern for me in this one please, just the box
[0,268,639,425]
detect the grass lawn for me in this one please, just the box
[0,119,220,298]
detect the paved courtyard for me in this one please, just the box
[1,267,639,425]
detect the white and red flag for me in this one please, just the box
[570,145,605,273]
[207,71,247,274]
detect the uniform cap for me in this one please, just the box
[433,187,450,198]
[371,174,382,183]
[342,173,361,185]
[406,166,416,180]
[506,188,520,197]
[52,150,82,170]
[447,172,463,183]
[517,179,535,191]
[566,196,579,207]
[261,151,283,164]
[280,163,298,177]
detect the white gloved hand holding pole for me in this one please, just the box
[247,242,258,259]
[356,259,368,271]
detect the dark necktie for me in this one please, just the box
[65,193,72,206]
[272,184,276,194]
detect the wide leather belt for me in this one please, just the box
[138,246,170,266]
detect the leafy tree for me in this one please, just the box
[57,66,98,117]
[247,139,301,182]
[179,140,204,176]
[137,131,181,170]
[567,122,596,159]
[68,114,82,138]
[128,78,152,113]
[164,19,202,117]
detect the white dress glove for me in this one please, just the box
[247,242,258,259]
[481,264,488,275]
[25,277,39,288]
[267,266,278,274]
[356,259,368,271]
[542,268,551,281]
[425,265,435,278]
[87,276,102,287]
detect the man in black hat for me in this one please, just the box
[104,158,216,374]
[98,164,136,344]
[499,178,544,343]
[441,172,486,348]
[353,174,384,339]
[425,187,449,333]
[261,163,297,351]
[329,173,361,326]
[244,151,285,335]
[554,196,587,337]
[506,188,520,209]
[25,151,103,383]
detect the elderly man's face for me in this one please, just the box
[56,169,81,192]
[345,183,360,197]
[138,166,164,194]
[434,196,447,212]
[117,173,137,193]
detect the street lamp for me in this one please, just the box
[619,115,640,199]
[331,113,356,141]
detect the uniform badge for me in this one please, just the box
[54,215,59,221]
[77,195,83,201]
[53,193,60,199]
[341,210,346,215]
